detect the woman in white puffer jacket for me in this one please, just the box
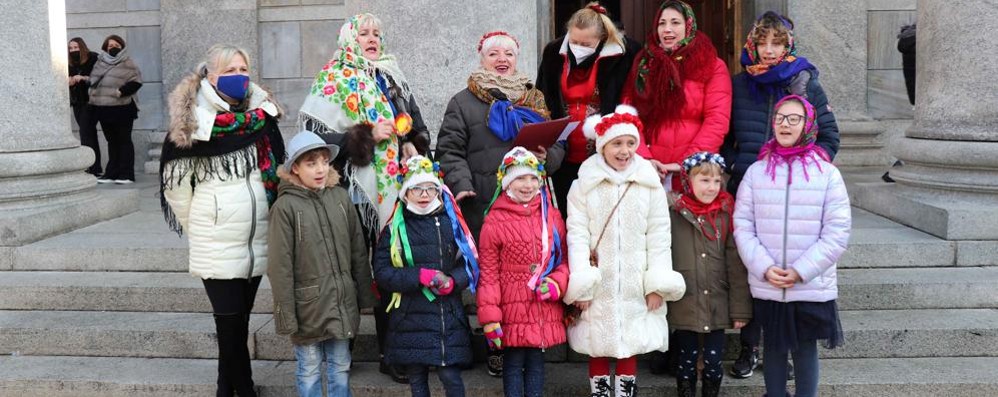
[563,106,686,397]
[160,44,285,397]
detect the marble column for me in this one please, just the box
[788,0,891,170]
[146,0,258,173]
[0,0,136,246]
[853,0,998,240]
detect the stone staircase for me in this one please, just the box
[1,175,997,396]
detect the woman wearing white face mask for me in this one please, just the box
[161,44,285,397]
[536,2,640,219]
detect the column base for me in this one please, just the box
[0,188,139,246]
[852,181,998,240]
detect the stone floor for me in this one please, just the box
[1,171,997,396]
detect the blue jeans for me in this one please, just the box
[406,365,464,397]
[502,347,545,397]
[764,339,819,397]
[294,338,352,397]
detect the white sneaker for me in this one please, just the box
[114,179,134,185]
[97,178,114,184]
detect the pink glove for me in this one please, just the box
[484,322,503,350]
[419,269,454,295]
[535,277,562,301]
[419,269,440,288]
[431,272,454,295]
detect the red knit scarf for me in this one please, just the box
[628,33,718,140]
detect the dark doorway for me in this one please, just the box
[550,0,744,72]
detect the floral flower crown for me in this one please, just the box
[595,112,643,136]
[495,147,544,183]
[477,30,519,53]
[397,156,444,184]
[681,151,726,174]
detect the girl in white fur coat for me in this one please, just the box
[563,106,686,397]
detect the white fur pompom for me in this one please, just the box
[615,104,638,116]
[582,114,603,140]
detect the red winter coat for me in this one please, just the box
[476,193,569,349]
[624,50,733,165]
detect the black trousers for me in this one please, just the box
[73,105,102,175]
[203,276,262,397]
[96,115,135,181]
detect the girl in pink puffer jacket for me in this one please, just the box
[732,95,851,397]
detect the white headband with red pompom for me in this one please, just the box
[582,105,643,154]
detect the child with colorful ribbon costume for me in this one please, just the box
[476,147,569,397]
[371,155,479,397]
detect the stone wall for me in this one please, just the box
[867,0,916,119]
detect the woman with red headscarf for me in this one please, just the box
[622,0,732,191]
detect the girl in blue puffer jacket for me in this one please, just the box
[372,155,480,397]
[733,95,851,397]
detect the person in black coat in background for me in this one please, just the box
[535,2,640,216]
[68,37,101,175]
[373,155,479,397]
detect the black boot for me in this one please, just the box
[214,313,256,397]
[701,377,721,397]
[676,377,696,397]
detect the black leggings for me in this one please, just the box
[203,277,262,397]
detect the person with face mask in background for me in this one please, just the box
[68,37,101,176]
[160,44,286,397]
[535,2,640,219]
[89,34,143,184]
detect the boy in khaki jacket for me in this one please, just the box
[268,131,376,397]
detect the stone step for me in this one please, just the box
[4,309,994,362]
[838,208,956,268]
[837,267,998,310]
[1,356,997,396]
[2,266,993,314]
[0,271,273,313]
[11,212,187,272]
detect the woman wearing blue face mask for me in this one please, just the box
[160,44,286,397]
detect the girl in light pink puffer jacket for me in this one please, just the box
[732,95,850,397]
